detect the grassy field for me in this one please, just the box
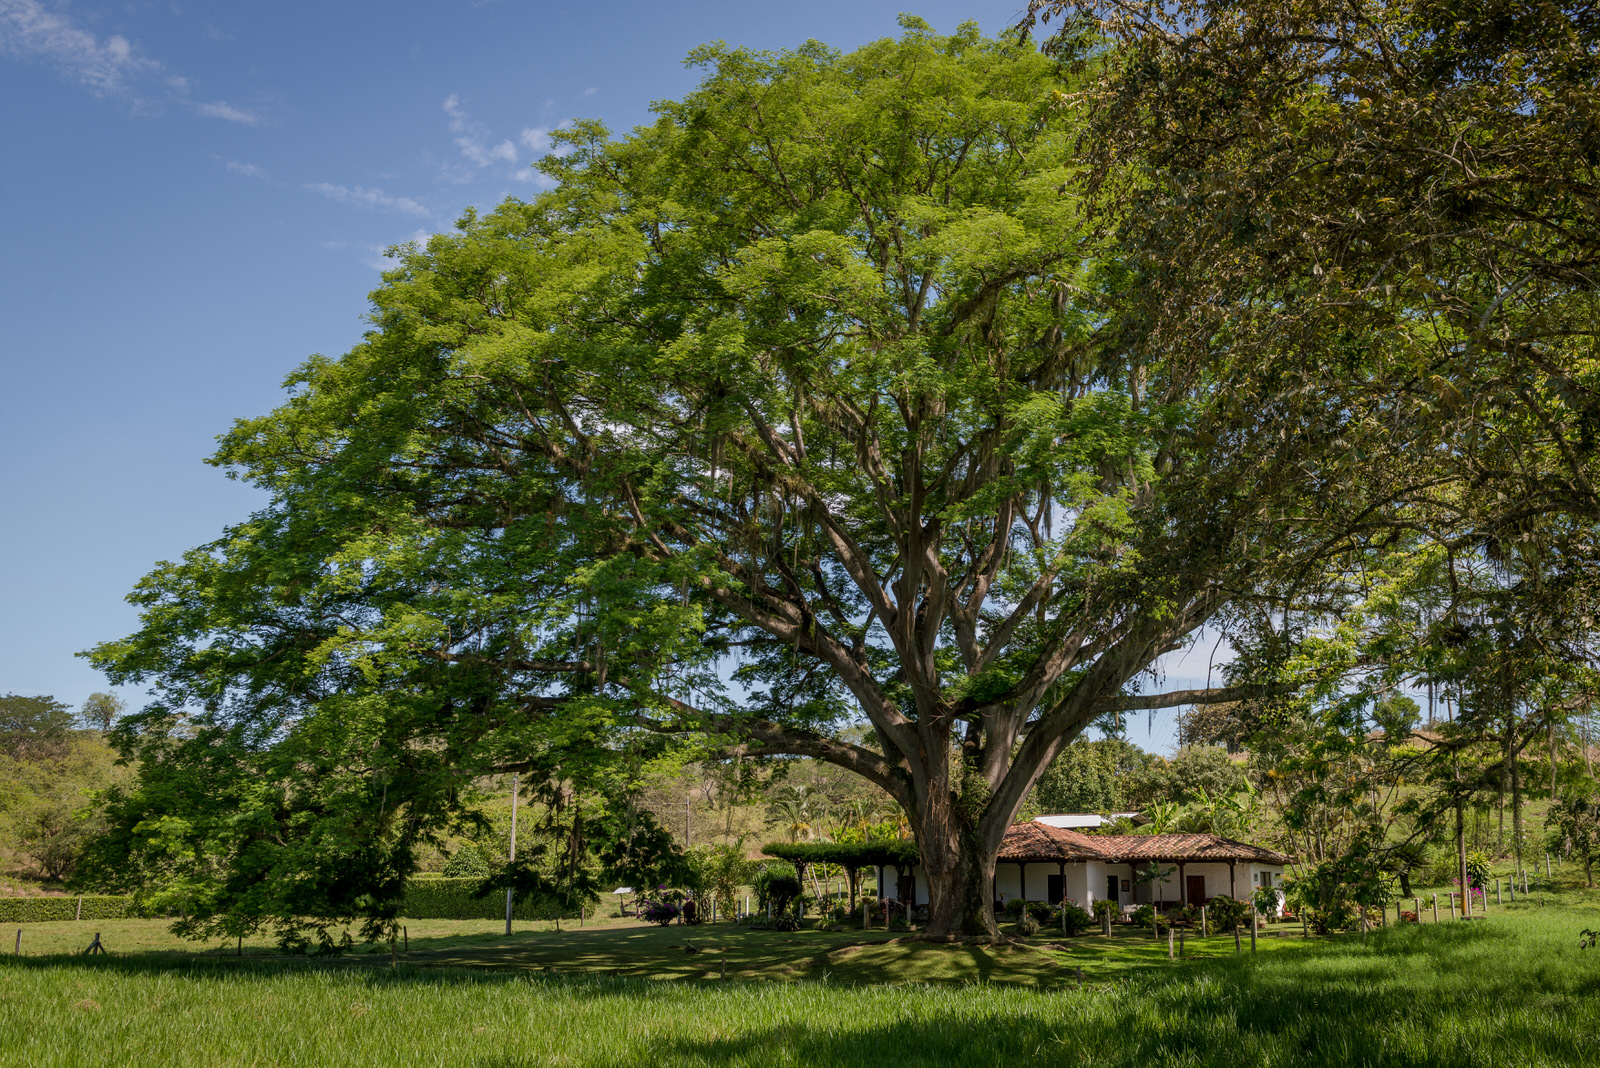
[1,909,1315,985]
[2,880,1596,1067]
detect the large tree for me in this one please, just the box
[89,20,1392,938]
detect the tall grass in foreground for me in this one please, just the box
[2,913,1596,1067]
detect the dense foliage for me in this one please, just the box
[82,15,1407,941]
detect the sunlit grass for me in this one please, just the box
[4,892,1599,1066]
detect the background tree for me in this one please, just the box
[1177,701,1249,753]
[79,692,126,733]
[1124,745,1249,811]
[1548,793,1600,888]
[1028,737,1152,813]
[0,693,74,761]
[0,726,125,882]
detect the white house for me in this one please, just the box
[876,818,1291,916]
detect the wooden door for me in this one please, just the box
[1187,875,1206,905]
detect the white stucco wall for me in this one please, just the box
[879,859,1287,912]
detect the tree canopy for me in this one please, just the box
[85,16,1478,939]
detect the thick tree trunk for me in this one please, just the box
[906,778,1002,940]
[919,822,1000,940]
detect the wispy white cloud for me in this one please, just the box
[323,228,437,271]
[443,94,517,170]
[0,0,160,94]
[1,0,268,124]
[196,100,262,125]
[306,182,431,218]
[224,160,269,180]
[582,87,597,97]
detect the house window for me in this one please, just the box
[1260,871,1275,889]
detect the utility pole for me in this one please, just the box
[506,772,519,936]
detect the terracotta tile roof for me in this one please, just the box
[1090,833,1292,865]
[996,821,1108,861]
[996,821,1290,865]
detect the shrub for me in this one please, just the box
[753,863,802,918]
[1014,914,1040,937]
[1299,900,1363,934]
[440,847,490,879]
[0,895,139,923]
[888,913,911,932]
[1004,898,1027,920]
[1058,903,1093,936]
[1251,885,1280,918]
[1465,850,1492,891]
[1130,904,1156,928]
[1092,898,1120,921]
[1171,904,1201,925]
[642,899,680,926]
[1026,900,1054,924]
[1205,896,1249,933]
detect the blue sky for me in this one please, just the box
[0,0,1198,752]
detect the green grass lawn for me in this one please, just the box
[3,881,1597,1067]
[3,908,1311,986]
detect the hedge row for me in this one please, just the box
[399,878,596,921]
[0,895,142,923]
[762,840,921,869]
[0,883,598,924]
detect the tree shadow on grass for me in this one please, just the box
[9,916,1598,1068]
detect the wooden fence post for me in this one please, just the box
[1167,926,1174,960]
[1234,927,1241,954]
[13,930,18,956]
[1201,905,1208,937]
[1431,893,1438,923]
[1250,913,1258,953]
[75,895,82,922]
[1496,879,1502,905]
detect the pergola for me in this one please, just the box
[762,839,921,911]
